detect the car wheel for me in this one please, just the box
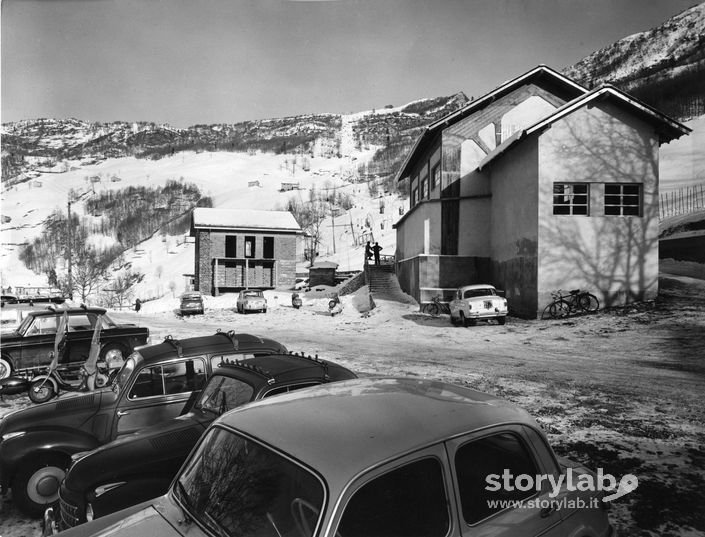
[459,312,468,327]
[263,308,267,314]
[29,379,56,404]
[497,316,507,325]
[13,455,69,517]
[0,355,12,379]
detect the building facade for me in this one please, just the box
[394,66,690,318]
[191,208,302,295]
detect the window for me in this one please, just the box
[244,236,255,258]
[412,187,418,206]
[421,178,428,199]
[338,458,449,537]
[197,375,254,415]
[455,433,538,525]
[129,359,207,399]
[431,164,441,189]
[225,235,237,257]
[604,183,642,216]
[264,382,320,398]
[553,183,589,215]
[263,236,274,259]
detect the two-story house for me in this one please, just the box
[394,65,690,318]
[191,208,302,295]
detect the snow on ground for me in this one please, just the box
[1,274,704,537]
[1,148,402,299]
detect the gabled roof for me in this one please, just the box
[477,84,691,171]
[395,65,588,182]
[191,208,302,233]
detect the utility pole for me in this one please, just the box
[67,198,73,300]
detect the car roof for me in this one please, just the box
[460,284,495,291]
[135,332,286,363]
[216,377,536,483]
[212,353,357,386]
[181,292,202,298]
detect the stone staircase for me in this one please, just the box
[365,264,416,304]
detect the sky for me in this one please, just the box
[1,0,700,128]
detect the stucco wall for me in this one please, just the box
[457,197,492,257]
[537,101,660,311]
[395,200,442,261]
[487,138,540,317]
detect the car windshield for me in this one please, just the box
[464,288,496,298]
[113,355,139,393]
[243,291,263,298]
[175,427,324,537]
[195,375,255,416]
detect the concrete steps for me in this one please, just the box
[365,265,416,304]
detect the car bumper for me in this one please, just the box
[244,304,266,311]
[468,308,508,319]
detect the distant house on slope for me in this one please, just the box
[393,65,691,318]
[190,208,303,295]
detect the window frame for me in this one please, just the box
[225,235,237,258]
[431,163,441,190]
[333,445,452,537]
[128,357,207,400]
[604,183,642,216]
[244,236,256,258]
[552,183,590,216]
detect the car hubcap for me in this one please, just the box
[105,348,124,362]
[27,466,65,504]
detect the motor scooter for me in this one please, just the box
[292,292,302,309]
[27,356,116,404]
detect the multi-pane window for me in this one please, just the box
[431,164,441,189]
[604,184,642,216]
[421,178,428,199]
[553,183,589,215]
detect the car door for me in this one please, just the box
[330,444,460,537]
[445,424,565,537]
[114,356,208,436]
[18,314,58,369]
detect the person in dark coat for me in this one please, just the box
[365,241,373,264]
[372,242,383,265]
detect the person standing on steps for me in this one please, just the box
[372,242,383,265]
[365,241,373,265]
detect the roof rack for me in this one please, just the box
[213,329,240,351]
[219,357,275,383]
[162,335,183,357]
[287,351,330,380]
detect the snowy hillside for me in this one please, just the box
[0,147,405,302]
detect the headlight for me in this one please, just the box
[86,503,94,522]
[1,431,25,442]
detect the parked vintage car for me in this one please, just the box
[179,291,204,316]
[49,353,357,532]
[449,284,509,326]
[236,289,267,313]
[0,306,150,379]
[54,378,614,537]
[0,331,286,517]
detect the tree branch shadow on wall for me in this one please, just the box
[538,109,660,310]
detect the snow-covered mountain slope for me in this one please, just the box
[563,2,705,121]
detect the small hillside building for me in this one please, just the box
[394,65,690,318]
[191,208,303,295]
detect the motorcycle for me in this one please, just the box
[292,293,302,309]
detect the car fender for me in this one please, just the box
[0,428,101,486]
[30,374,59,394]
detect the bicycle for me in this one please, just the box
[422,295,450,316]
[546,289,599,319]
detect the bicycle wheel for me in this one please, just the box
[425,303,440,316]
[548,300,570,319]
[579,293,599,313]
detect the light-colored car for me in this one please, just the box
[61,378,614,537]
[450,284,508,326]
[236,289,267,314]
[179,291,204,315]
